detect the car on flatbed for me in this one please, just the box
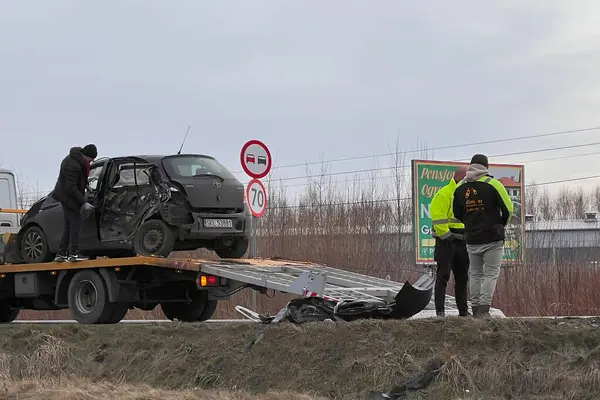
[16,154,251,264]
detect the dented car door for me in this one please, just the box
[98,161,170,242]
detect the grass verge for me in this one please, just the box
[3,318,600,399]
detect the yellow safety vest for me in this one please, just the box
[430,179,465,240]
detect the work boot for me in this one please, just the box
[436,311,445,318]
[67,252,89,262]
[471,305,480,317]
[478,305,491,318]
[458,310,472,317]
[53,251,67,263]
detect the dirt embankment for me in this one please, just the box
[1,318,600,399]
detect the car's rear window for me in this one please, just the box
[162,156,236,180]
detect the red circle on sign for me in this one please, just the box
[240,139,272,179]
[246,178,268,217]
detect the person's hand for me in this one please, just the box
[80,202,95,218]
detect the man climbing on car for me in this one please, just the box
[51,144,98,262]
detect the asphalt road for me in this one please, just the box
[9,313,599,324]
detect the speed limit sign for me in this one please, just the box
[246,179,268,217]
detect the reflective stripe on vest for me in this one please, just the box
[432,218,462,225]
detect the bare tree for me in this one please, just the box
[525,180,539,217]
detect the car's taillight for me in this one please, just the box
[197,274,219,287]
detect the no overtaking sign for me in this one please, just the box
[240,140,271,218]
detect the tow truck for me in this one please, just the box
[0,220,434,324]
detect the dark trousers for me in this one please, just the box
[58,203,81,254]
[434,237,469,314]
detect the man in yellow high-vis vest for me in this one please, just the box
[453,154,514,318]
[430,165,470,317]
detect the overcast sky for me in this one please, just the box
[1,1,600,201]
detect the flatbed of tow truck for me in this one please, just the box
[0,255,436,325]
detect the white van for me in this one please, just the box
[0,169,19,233]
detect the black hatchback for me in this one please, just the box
[16,154,251,263]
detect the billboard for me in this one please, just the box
[411,160,525,266]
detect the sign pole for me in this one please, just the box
[240,139,271,311]
[240,139,271,260]
[251,216,258,258]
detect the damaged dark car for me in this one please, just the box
[16,154,251,263]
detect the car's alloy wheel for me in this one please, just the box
[23,231,44,261]
[19,226,51,263]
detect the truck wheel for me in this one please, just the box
[196,299,218,322]
[161,291,209,322]
[68,270,115,324]
[133,220,176,257]
[0,302,19,323]
[19,226,52,263]
[214,238,249,259]
[103,303,130,324]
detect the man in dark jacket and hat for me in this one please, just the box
[52,144,98,262]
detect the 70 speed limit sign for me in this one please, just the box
[246,179,268,217]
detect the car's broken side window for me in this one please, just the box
[112,167,151,188]
[88,165,104,191]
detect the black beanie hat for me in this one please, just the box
[470,153,488,168]
[82,144,98,159]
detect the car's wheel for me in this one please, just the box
[19,225,52,263]
[0,302,19,323]
[133,219,176,257]
[214,238,249,259]
[67,270,115,324]
[161,291,210,322]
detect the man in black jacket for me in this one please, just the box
[452,154,514,317]
[52,145,98,262]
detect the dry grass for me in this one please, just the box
[2,379,322,399]
[1,318,600,399]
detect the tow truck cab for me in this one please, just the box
[0,169,19,233]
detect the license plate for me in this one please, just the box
[203,218,233,228]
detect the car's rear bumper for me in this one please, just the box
[180,211,251,240]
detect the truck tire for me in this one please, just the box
[161,291,210,322]
[196,299,218,322]
[68,270,115,324]
[214,238,249,259]
[0,302,19,323]
[103,303,130,324]
[133,219,176,257]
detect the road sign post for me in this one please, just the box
[240,140,272,259]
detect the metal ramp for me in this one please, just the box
[191,258,505,319]
[199,260,427,302]
[189,258,435,321]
